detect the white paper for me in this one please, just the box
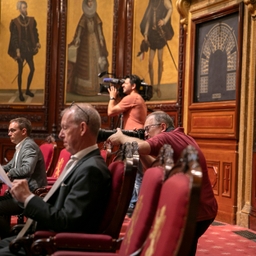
[0,164,12,188]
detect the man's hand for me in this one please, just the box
[10,179,32,203]
[107,128,124,146]
[108,86,118,99]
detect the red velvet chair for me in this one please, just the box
[39,142,57,175]
[25,144,173,255]
[139,147,202,256]
[46,145,202,256]
[9,142,139,256]
[46,148,71,185]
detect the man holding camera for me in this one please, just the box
[107,110,218,256]
[107,74,147,129]
[107,74,147,216]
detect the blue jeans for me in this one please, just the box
[129,162,143,209]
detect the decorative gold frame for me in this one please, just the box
[131,0,180,103]
[0,0,54,137]
[64,0,114,104]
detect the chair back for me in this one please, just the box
[139,145,202,256]
[100,149,108,162]
[118,144,174,255]
[22,142,139,256]
[118,166,164,255]
[46,144,175,256]
[98,141,139,239]
[39,142,56,174]
[50,148,71,179]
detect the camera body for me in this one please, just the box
[97,128,145,143]
[98,77,153,101]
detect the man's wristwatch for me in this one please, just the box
[109,97,116,100]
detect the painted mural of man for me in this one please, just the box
[140,0,174,98]
[8,1,41,102]
[68,0,109,96]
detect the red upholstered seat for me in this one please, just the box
[100,149,108,162]
[140,170,202,256]
[31,163,165,255]
[47,148,71,185]
[49,145,202,256]
[39,142,57,174]
[32,148,71,198]
[117,166,164,255]
[97,161,125,234]
[10,142,139,255]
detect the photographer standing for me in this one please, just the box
[108,74,147,129]
[107,74,147,215]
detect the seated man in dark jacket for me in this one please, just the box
[0,103,111,255]
[0,117,47,238]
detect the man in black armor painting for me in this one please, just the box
[140,0,174,98]
[8,1,41,102]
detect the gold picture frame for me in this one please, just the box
[132,0,180,103]
[64,0,114,104]
[0,0,48,105]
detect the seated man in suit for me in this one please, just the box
[108,111,218,256]
[0,103,112,255]
[0,117,47,239]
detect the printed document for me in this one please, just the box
[0,165,12,188]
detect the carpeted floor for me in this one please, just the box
[7,209,256,256]
[196,221,256,255]
[120,218,256,255]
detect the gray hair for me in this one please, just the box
[61,103,101,137]
[17,1,27,10]
[147,111,174,130]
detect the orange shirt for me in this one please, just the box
[118,93,147,130]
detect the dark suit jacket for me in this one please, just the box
[24,148,112,234]
[3,137,47,192]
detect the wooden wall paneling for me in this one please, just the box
[197,139,238,224]
[186,3,243,224]
[245,0,256,230]
[250,152,256,230]
[188,103,237,139]
[0,139,15,165]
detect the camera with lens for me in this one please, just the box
[97,128,145,143]
[98,78,126,98]
[97,73,153,101]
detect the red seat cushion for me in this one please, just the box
[48,149,71,181]
[118,166,164,255]
[40,143,56,173]
[98,161,124,232]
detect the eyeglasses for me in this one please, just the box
[8,128,19,134]
[70,101,89,124]
[144,123,161,133]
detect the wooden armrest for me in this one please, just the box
[31,233,120,255]
[9,234,34,255]
[10,224,25,236]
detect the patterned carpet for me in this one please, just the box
[196,221,256,255]
[120,218,256,255]
[6,216,256,255]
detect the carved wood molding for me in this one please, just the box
[244,0,256,19]
[176,0,191,31]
